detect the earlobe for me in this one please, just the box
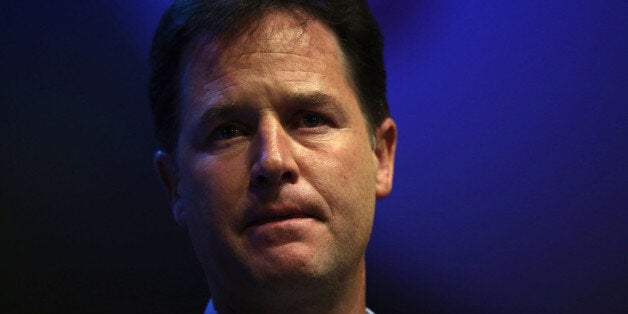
[154,150,186,226]
[374,118,397,199]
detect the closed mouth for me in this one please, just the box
[249,214,313,227]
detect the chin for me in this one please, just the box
[248,244,334,284]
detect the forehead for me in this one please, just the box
[222,9,338,58]
[180,9,351,91]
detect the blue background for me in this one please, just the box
[3,0,627,313]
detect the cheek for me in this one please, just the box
[182,155,250,226]
[310,143,377,255]
[305,135,378,216]
[180,155,254,265]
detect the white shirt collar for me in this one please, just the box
[205,299,375,314]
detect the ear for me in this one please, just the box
[154,150,187,226]
[374,118,397,199]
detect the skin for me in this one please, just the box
[155,10,396,314]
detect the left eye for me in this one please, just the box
[300,113,325,128]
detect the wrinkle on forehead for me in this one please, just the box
[220,9,332,58]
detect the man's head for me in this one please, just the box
[150,0,389,153]
[150,0,396,312]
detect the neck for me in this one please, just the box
[210,258,367,314]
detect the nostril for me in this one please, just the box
[256,175,268,184]
[254,172,293,186]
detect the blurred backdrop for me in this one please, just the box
[3,0,627,313]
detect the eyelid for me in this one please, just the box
[289,92,349,124]
[293,110,334,128]
[208,121,250,141]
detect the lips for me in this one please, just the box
[242,202,327,233]
[250,214,313,227]
[240,187,330,234]
[244,207,320,230]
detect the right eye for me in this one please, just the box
[209,123,246,141]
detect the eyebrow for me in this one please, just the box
[289,92,349,122]
[196,101,245,126]
[291,92,339,107]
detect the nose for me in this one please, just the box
[250,115,299,187]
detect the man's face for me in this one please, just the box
[156,11,395,293]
